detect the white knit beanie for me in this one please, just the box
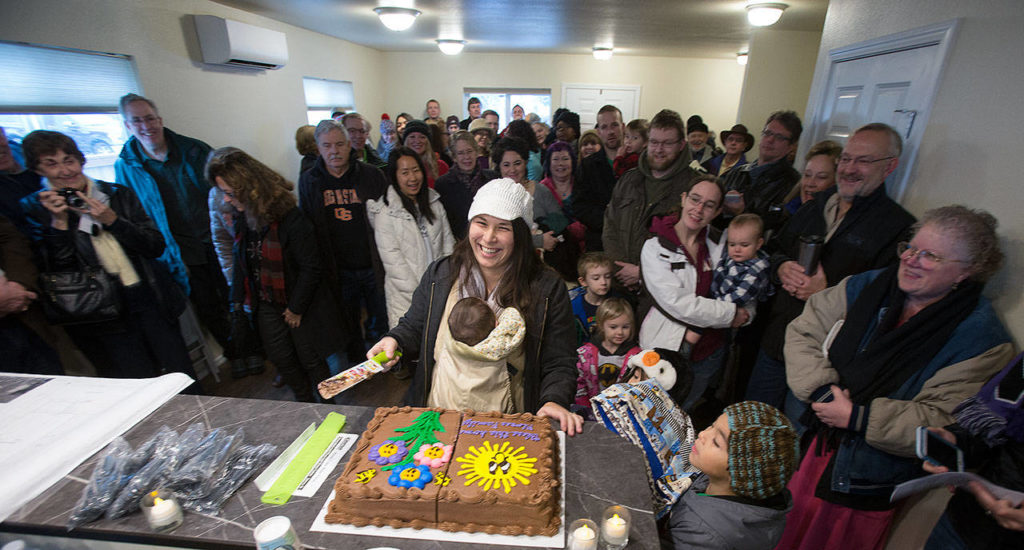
[466,178,534,226]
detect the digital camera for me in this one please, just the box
[56,188,86,209]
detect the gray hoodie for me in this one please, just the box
[667,475,791,550]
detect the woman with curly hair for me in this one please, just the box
[206,148,344,402]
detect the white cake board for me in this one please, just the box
[310,432,566,548]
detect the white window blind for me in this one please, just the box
[0,41,141,113]
[302,77,355,111]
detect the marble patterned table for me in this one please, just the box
[2,395,660,549]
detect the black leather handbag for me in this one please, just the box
[38,249,123,325]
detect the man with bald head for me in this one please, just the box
[744,122,915,410]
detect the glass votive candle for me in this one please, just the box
[140,489,183,533]
[567,518,599,550]
[601,505,631,549]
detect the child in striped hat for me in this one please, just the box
[666,401,799,550]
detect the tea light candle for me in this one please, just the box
[601,505,631,548]
[603,514,627,542]
[568,518,599,550]
[141,490,183,533]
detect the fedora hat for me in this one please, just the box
[720,124,755,153]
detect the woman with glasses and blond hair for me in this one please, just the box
[206,147,343,402]
[778,205,1013,550]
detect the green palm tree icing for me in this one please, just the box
[381,410,446,471]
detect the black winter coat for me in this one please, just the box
[231,207,346,359]
[387,257,577,412]
[573,147,616,251]
[759,184,915,359]
[21,180,186,322]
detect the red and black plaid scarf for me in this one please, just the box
[259,222,288,306]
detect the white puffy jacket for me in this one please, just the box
[638,231,737,350]
[368,186,455,328]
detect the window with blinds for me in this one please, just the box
[0,41,142,181]
[302,77,355,125]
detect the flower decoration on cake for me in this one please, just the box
[455,440,538,493]
[388,463,433,489]
[434,472,451,487]
[383,410,446,471]
[354,468,377,484]
[368,440,408,465]
[414,442,453,468]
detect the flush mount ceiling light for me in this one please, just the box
[592,47,613,61]
[737,52,749,65]
[746,2,788,27]
[436,39,466,55]
[374,7,421,31]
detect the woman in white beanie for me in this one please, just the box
[368,178,583,435]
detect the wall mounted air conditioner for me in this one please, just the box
[193,15,288,70]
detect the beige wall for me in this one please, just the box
[737,29,822,151]
[382,51,746,138]
[0,0,386,178]
[806,0,1024,344]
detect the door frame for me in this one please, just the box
[561,83,642,124]
[806,19,960,202]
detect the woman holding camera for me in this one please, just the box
[20,130,195,380]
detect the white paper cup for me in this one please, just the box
[254,516,303,550]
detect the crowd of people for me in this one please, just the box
[1,93,1021,550]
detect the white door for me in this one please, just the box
[562,84,641,128]
[807,20,959,201]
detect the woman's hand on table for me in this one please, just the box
[367,336,402,369]
[811,385,853,428]
[537,402,583,436]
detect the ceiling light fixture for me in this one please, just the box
[746,2,788,27]
[592,47,613,61]
[737,52,749,65]
[436,39,466,55]
[373,7,421,31]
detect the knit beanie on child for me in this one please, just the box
[725,400,799,500]
[466,178,533,226]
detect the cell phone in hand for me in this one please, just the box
[915,426,964,472]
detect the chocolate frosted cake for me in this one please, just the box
[325,406,561,536]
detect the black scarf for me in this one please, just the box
[827,264,982,402]
[804,264,982,509]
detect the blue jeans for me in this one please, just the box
[682,345,726,411]
[745,348,788,409]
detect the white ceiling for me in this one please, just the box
[212,0,829,59]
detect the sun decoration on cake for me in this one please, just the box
[455,441,538,493]
[414,442,453,468]
[368,440,407,465]
[388,463,433,489]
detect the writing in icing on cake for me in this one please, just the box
[461,419,541,441]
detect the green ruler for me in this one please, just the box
[261,411,346,504]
